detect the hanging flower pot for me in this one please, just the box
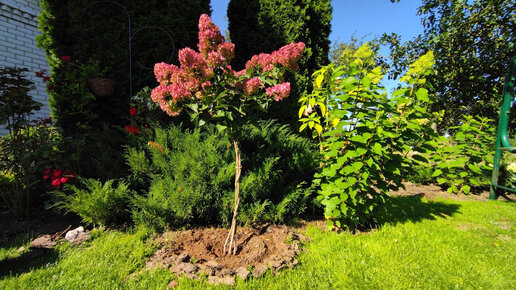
[88,77,116,97]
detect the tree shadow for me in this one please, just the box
[376,194,462,227]
[0,247,59,278]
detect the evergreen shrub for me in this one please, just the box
[227,0,332,128]
[54,178,133,227]
[126,121,318,232]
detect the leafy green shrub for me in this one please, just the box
[0,124,66,217]
[0,171,28,218]
[127,121,317,232]
[54,178,133,227]
[0,66,42,134]
[431,115,495,194]
[300,44,437,230]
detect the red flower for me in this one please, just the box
[51,177,62,188]
[47,84,56,91]
[129,108,137,116]
[52,169,62,178]
[43,168,51,180]
[36,69,45,77]
[42,76,51,83]
[60,176,70,184]
[125,125,138,134]
[61,55,71,62]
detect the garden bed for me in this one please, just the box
[145,225,306,285]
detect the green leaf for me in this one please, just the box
[352,162,363,171]
[372,143,382,155]
[216,124,227,133]
[299,123,308,132]
[412,154,428,163]
[187,103,199,113]
[314,123,323,135]
[355,147,367,156]
[340,165,355,175]
[468,164,481,174]
[415,88,429,102]
[350,135,365,143]
[315,74,324,89]
[437,178,447,185]
[392,88,408,97]
[462,185,471,194]
[432,169,443,177]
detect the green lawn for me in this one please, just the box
[1,196,515,289]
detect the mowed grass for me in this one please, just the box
[0,195,514,289]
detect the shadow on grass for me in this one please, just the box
[0,248,59,278]
[377,194,461,227]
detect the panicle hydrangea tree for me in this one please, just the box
[151,14,304,254]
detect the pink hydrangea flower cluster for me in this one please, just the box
[244,42,305,72]
[266,82,291,101]
[151,14,304,116]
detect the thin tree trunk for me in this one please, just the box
[224,139,241,255]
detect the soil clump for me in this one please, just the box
[146,224,305,285]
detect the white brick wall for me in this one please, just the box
[0,0,50,135]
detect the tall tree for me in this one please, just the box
[386,0,515,131]
[227,0,332,128]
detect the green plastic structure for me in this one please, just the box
[490,57,516,200]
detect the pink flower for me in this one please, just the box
[266,82,291,101]
[154,62,179,85]
[178,47,206,71]
[271,42,305,71]
[245,53,274,72]
[217,42,235,63]
[197,14,225,57]
[61,55,71,62]
[243,77,262,96]
[129,108,137,116]
[206,51,226,68]
[151,86,182,116]
[201,81,212,91]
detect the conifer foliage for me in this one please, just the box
[227,0,332,127]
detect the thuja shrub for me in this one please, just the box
[300,44,438,230]
[126,122,317,232]
[37,0,211,134]
[431,115,495,194]
[228,0,332,127]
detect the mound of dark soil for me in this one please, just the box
[146,225,307,285]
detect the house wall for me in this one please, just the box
[0,0,50,135]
